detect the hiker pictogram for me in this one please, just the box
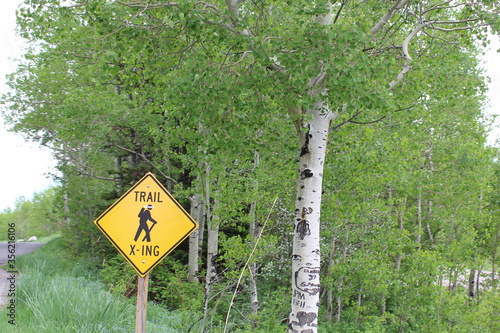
[134,205,158,242]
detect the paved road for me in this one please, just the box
[0,242,45,265]
[0,242,45,308]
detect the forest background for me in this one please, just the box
[2,1,500,332]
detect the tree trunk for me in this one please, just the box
[201,166,218,332]
[188,193,204,282]
[476,267,482,304]
[468,269,476,300]
[325,236,336,321]
[287,8,338,333]
[335,289,342,324]
[249,151,260,321]
[63,191,71,226]
[326,286,333,322]
[201,209,218,332]
[492,229,499,291]
[204,214,219,289]
[115,156,124,193]
[416,191,422,249]
[289,100,335,333]
[425,200,434,243]
[357,288,363,322]
[449,268,458,292]
[395,197,406,270]
[379,292,386,316]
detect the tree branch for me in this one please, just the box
[422,30,457,45]
[429,24,488,32]
[195,2,223,14]
[225,0,248,17]
[116,1,179,9]
[370,0,411,35]
[389,58,411,90]
[333,1,345,25]
[349,115,387,125]
[112,144,178,184]
[203,18,237,33]
[422,1,463,15]
[100,5,149,38]
[402,23,428,60]
[430,18,482,25]
[57,149,118,182]
[387,21,429,90]
[329,104,352,132]
[387,11,490,91]
[74,171,117,182]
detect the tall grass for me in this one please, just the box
[16,263,132,332]
[0,238,188,332]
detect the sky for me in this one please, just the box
[0,2,499,212]
[0,0,57,211]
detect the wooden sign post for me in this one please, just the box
[135,274,149,333]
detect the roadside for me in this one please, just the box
[0,242,45,309]
[0,242,45,265]
[0,268,13,309]
[0,238,140,332]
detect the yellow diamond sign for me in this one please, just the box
[94,172,198,277]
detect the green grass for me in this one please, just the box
[11,270,132,332]
[0,237,193,332]
[35,233,61,243]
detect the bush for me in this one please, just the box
[149,258,204,312]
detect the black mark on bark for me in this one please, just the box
[295,267,320,295]
[296,220,311,240]
[300,130,311,157]
[300,169,313,179]
[301,207,313,218]
[295,311,317,327]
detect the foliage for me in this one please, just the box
[1,0,500,331]
[148,258,205,312]
[0,187,63,240]
[99,254,137,296]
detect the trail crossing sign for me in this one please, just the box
[94,172,198,277]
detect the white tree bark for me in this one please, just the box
[370,0,411,35]
[249,151,260,320]
[201,167,219,331]
[287,3,338,331]
[395,197,406,271]
[289,98,335,333]
[188,193,204,282]
[201,211,218,331]
[416,191,422,249]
